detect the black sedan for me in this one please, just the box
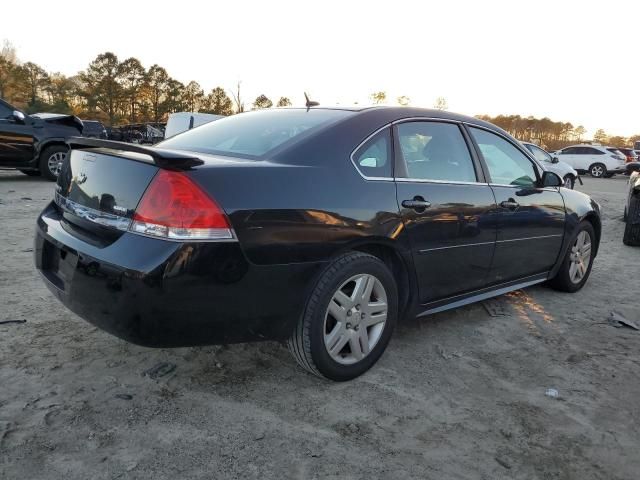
[35,107,601,381]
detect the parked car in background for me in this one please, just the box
[108,123,165,144]
[81,120,108,139]
[617,147,638,163]
[521,141,579,188]
[0,97,83,180]
[634,140,640,151]
[35,107,601,380]
[164,112,223,139]
[623,163,640,245]
[553,144,627,178]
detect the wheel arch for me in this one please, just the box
[36,138,69,160]
[581,211,601,257]
[340,239,414,321]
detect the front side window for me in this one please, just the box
[470,127,538,187]
[353,129,392,178]
[561,147,577,155]
[527,144,552,163]
[0,103,13,119]
[159,108,354,158]
[396,122,477,182]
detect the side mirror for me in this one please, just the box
[11,110,26,124]
[551,156,559,164]
[542,171,562,187]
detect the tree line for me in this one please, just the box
[0,41,291,126]
[1,40,638,146]
[476,114,640,150]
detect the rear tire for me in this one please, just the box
[39,145,68,181]
[19,169,40,177]
[589,163,606,178]
[623,194,640,246]
[562,174,575,189]
[548,221,596,292]
[288,252,398,381]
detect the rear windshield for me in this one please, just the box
[606,148,622,155]
[158,109,354,158]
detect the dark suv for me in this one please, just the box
[81,120,108,139]
[0,98,83,180]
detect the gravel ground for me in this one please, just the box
[1,171,639,480]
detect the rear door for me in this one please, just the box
[394,120,497,304]
[0,103,34,166]
[468,126,565,284]
[557,146,580,169]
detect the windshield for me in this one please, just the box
[159,109,354,158]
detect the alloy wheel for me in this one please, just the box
[47,151,66,177]
[590,165,604,177]
[323,273,388,365]
[569,230,592,284]
[563,176,573,188]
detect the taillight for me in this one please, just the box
[130,170,233,240]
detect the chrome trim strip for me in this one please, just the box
[489,183,558,191]
[396,178,488,186]
[55,192,131,231]
[418,234,563,254]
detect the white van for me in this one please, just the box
[164,112,223,139]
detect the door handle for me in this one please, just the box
[402,197,431,211]
[499,200,519,210]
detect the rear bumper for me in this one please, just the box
[35,203,325,347]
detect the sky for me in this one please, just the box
[3,0,639,136]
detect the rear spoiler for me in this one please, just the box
[66,137,203,170]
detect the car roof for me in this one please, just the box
[287,105,506,135]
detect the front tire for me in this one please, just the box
[548,221,596,292]
[288,252,398,381]
[589,163,606,178]
[623,194,640,246]
[562,174,575,189]
[39,145,68,181]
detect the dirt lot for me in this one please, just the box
[1,171,639,480]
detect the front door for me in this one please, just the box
[468,127,565,285]
[0,105,34,166]
[394,121,497,304]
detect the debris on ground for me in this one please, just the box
[494,456,512,469]
[483,298,510,317]
[0,319,27,325]
[142,362,177,379]
[545,388,559,398]
[607,311,639,330]
[115,394,133,400]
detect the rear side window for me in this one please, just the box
[470,127,538,187]
[585,147,604,154]
[561,147,578,154]
[159,109,353,158]
[353,129,392,178]
[395,122,477,182]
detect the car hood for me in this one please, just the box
[32,113,84,132]
[545,159,577,178]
